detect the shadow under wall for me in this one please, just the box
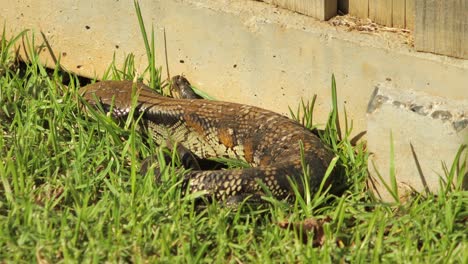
[338,0,349,14]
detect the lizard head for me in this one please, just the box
[79,80,150,118]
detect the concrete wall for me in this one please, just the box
[2,0,467,199]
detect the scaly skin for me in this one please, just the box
[80,77,338,203]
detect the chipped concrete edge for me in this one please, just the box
[368,84,468,133]
[367,83,468,202]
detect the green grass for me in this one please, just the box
[1,21,467,263]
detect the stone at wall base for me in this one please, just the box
[367,83,468,202]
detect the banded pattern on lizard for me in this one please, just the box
[80,76,338,204]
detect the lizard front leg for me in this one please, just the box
[170,75,203,99]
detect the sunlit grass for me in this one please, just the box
[0,15,466,263]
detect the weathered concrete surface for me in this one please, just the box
[367,84,468,202]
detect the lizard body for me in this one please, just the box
[80,76,338,203]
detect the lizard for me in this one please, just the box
[80,75,340,204]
